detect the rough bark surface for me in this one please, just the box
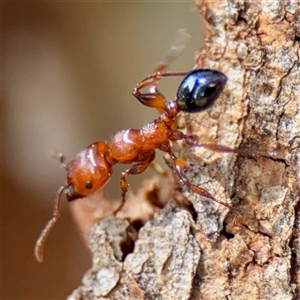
[69,1,300,299]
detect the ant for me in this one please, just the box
[34,35,236,263]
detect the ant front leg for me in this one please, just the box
[114,152,156,215]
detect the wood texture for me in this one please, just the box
[69,1,300,299]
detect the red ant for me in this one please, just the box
[34,40,235,263]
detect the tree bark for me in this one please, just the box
[69,1,300,299]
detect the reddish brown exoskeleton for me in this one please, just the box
[34,35,234,263]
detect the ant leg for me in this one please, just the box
[171,131,237,154]
[133,72,190,114]
[132,30,191,113]
[132,70,192,113]
[182,133,258,158]
[185,134,237,153]
[114,152,156,215]
[34,185,67,262]
[156,29,191,74]
[173,156,231,209]
[161,143,232,209]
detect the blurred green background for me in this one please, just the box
[3,2,202,299]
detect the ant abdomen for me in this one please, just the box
[177,69,227,113]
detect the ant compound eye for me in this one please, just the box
[85,181,93,189]
[177,69,227,113]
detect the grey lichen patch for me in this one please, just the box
[68,217,130,299]
[124,203,200,300]
[262,257,294,300]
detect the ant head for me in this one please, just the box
[34,141,113,262]
[177,69,228,113]
[66,142,113,201]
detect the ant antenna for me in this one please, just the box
[50,149,67,169]
[34,185,67,262]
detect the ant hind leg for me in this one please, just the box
[132,30,191,114]
[184,134,237,153]
[156,29,191,74]
[183,133,258,158]
[171,131,237,154]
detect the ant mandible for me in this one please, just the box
[34,37,235,263]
